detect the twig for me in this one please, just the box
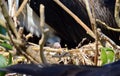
[53,0,95,39]
[0,0,19,39]
[96,19,120,32]
[39,4,49,64]
[15,0,28,17]
[84,0,94,31]
[17,27,24,40]
[0,0,39,64]
[0,34,22,45]
[97,29,119,50]
[77,38,87,48]
[0,0,24,54]
[115,0,120,28]
[90,0,99,66]
[84,0,98,65]
[0,0,40,64]
[19,47,39,64]
[0,0,20,52]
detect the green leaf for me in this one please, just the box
[0,54,7,76]
[7,53,12,65]
[106,48,115,63]
[100,47,115,65]
[0,42,13,50]
[100,48,107,65]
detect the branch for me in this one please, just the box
[96,19,120,32]
[39,4,49,64]
[115,0,120,28]
[15,0,28,17]
[84,0,98,65]
[53,0,95,39]
[0,0,19,38]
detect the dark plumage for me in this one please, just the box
[29,0,119,48]
[0,60,120,76]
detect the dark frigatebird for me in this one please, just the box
[0,60,120,76]
[28,0,119,48]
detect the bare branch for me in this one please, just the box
[53,0,95,39]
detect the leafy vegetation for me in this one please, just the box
[100,47,115,65]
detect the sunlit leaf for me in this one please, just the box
[0,42,13,50]
[101,48,107,65]
[100,47,115,65]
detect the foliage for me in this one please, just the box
[0,41,13,50]
[100,47,115,65]
[0,54,12,76]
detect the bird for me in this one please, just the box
[1,0,120,48]
[28,0,120,48]
[4,0,61,48]
[0,60,120,76]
